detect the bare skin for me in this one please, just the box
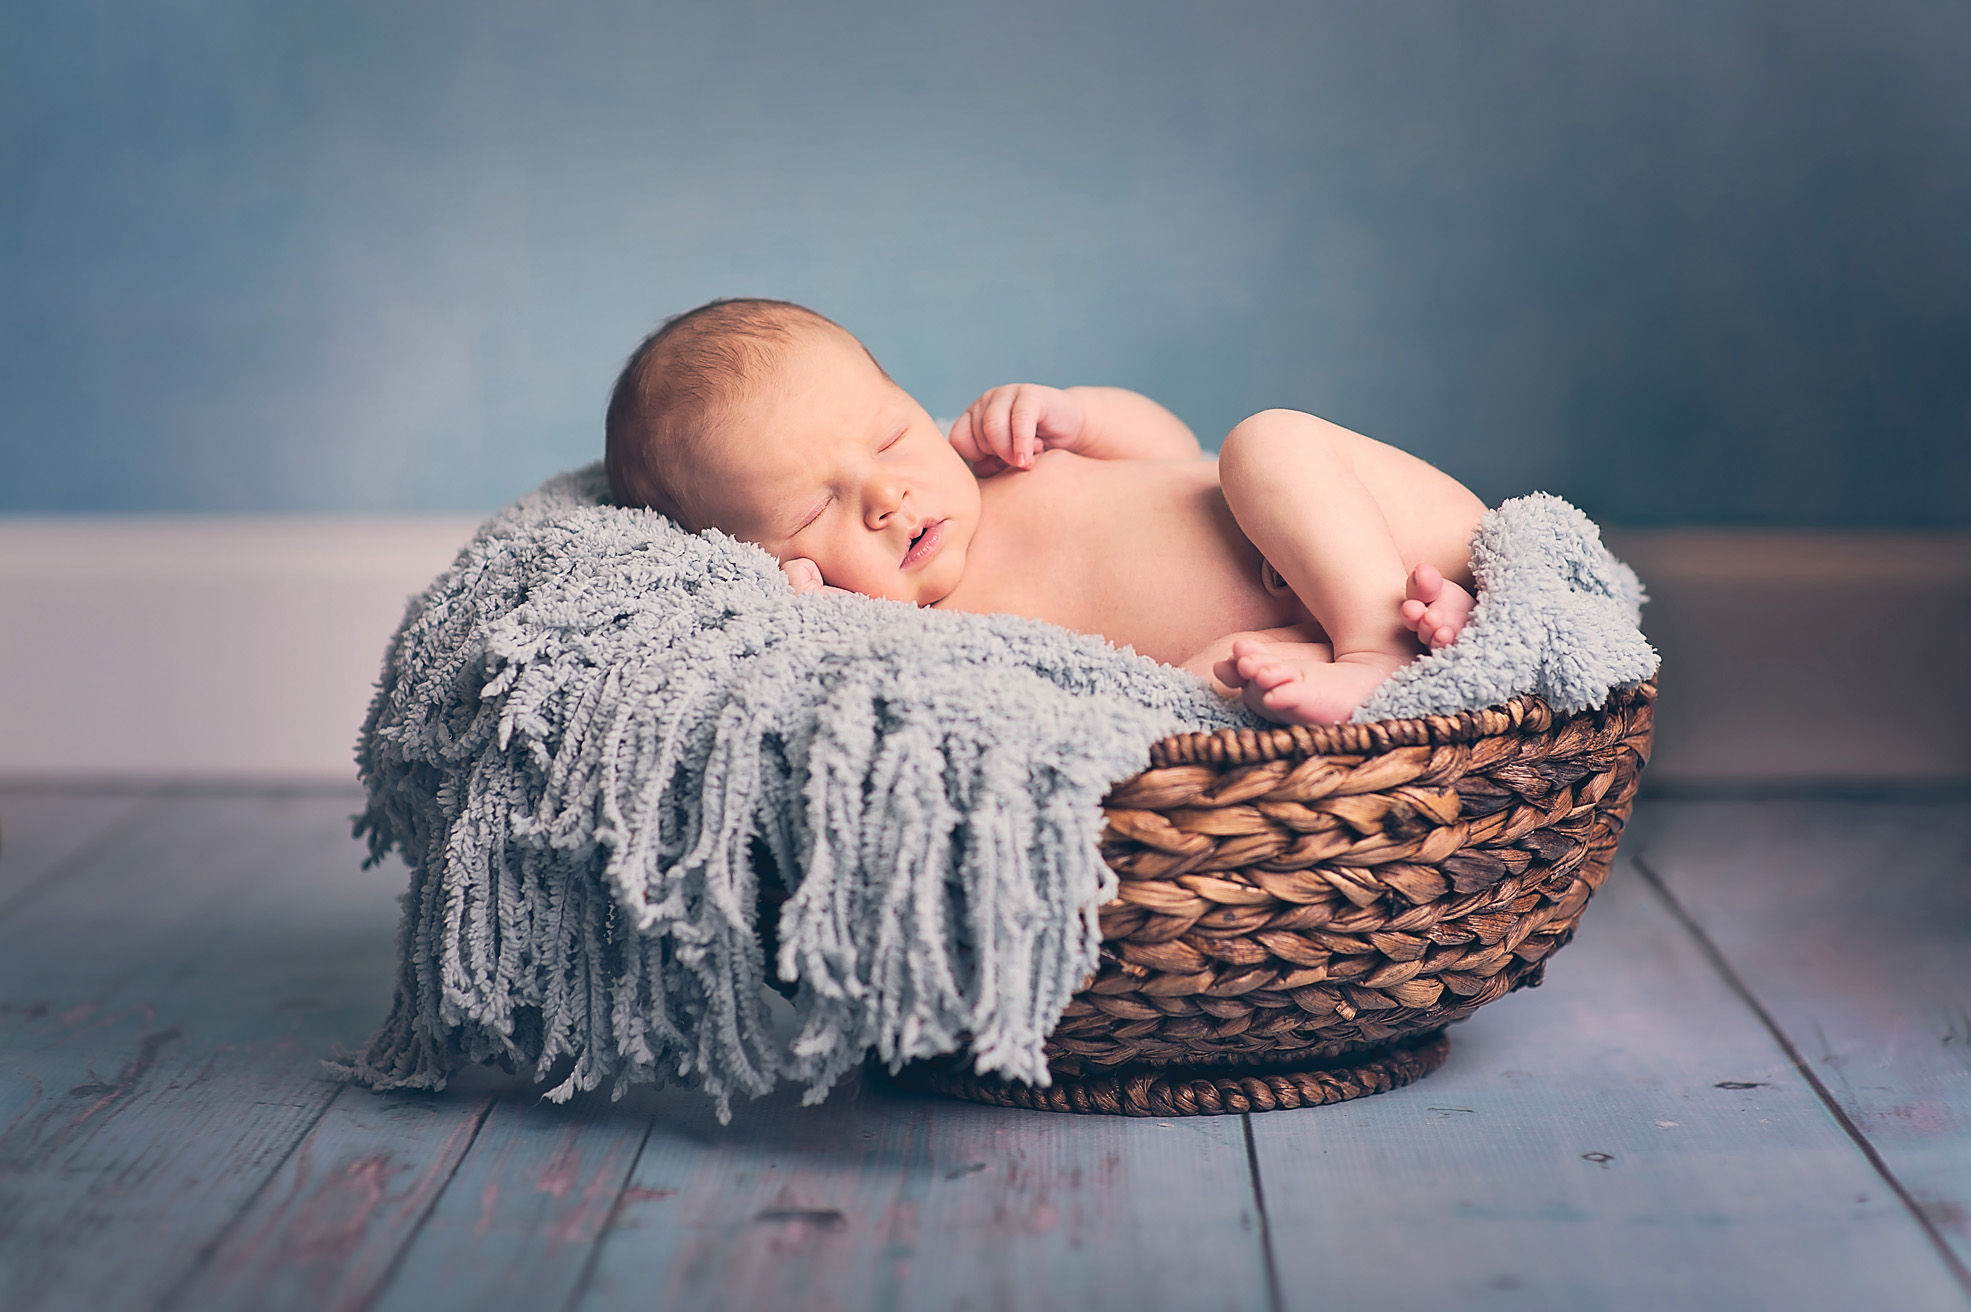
[680,325,1484,725]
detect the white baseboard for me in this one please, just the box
[3,519,1966,786]
[1,516,482,782]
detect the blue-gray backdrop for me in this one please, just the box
[4,0,1966,524]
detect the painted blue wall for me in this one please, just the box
[3,0,1966,523]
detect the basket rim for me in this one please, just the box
[1145,677,1658,770]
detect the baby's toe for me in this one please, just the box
[1258,681,1346,725]
[1251,680,1308,717]
[1406,563,1445,604]
[1259,685,1301,713]
[1248,661,1296,691]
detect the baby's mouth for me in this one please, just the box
[900,519,946,571]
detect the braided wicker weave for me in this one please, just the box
[896,679,1655,1116]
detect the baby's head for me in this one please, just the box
[605,298,835,524]
[605,298,980,604]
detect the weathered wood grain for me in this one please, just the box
[1248,840,1971,1312]
[0,788,157,911]
[575,1073,1271,1312]
[1634,799,1971,1284]
[0,792,402,1312]
[159,1083,498,1312]
[7,786,1967,1312]
[365,1085,653,1312]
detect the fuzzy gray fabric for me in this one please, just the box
[1355,492,1658,722]
[336,469,1651,1118]
[337,464,1254,1119]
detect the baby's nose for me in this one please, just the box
[864,478,905,526]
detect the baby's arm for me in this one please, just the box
[950,384,1200,473]
[1068,387,1202,461]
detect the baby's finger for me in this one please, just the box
[952,410,1009,474]
[947,411,982,461]
[1007,388,1045,468]
[981,388,1020,466]
[781,558,826,594]
[1213,657,1249,689]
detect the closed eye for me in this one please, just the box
[792,496,832,534]
[878,427,906,452]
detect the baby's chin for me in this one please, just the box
[819,541,967,606]
[853,575,954,608]
[897,577,957,607]
[912,554,969,607]
[816,570,939,606]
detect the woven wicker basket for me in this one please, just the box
[896,679,1656,1116]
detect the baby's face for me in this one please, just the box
[690,328,980,605]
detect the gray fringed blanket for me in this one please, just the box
[338,466,1655,1117]
[1356,492,1658,722]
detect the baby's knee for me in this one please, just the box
[1220,409,1323,478]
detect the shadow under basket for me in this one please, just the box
[892,680,1656,1117]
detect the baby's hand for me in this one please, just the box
[781,558,851,597]
[948,384,1087,475]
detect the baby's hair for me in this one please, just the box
[605,297,848,526]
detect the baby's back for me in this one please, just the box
[937,451,1308,667]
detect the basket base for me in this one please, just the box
[889,1029,1451,1117]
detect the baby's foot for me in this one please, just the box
[1187,625,1327,698]
[1218,641,1404,726]
[1400,564,1476,650]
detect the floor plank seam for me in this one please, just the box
[1633,852,1971,1299]
[350,1093,501,1312]
[0,789,172,923]
[1241,1113,1286,1312]
[151,1082,351,1312]
[558,1115,658,1312]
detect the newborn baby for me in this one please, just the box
[605,298,1486,725]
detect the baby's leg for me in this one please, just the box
[1217,410,1474,724]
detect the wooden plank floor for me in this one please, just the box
[0,786,1966,1312]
